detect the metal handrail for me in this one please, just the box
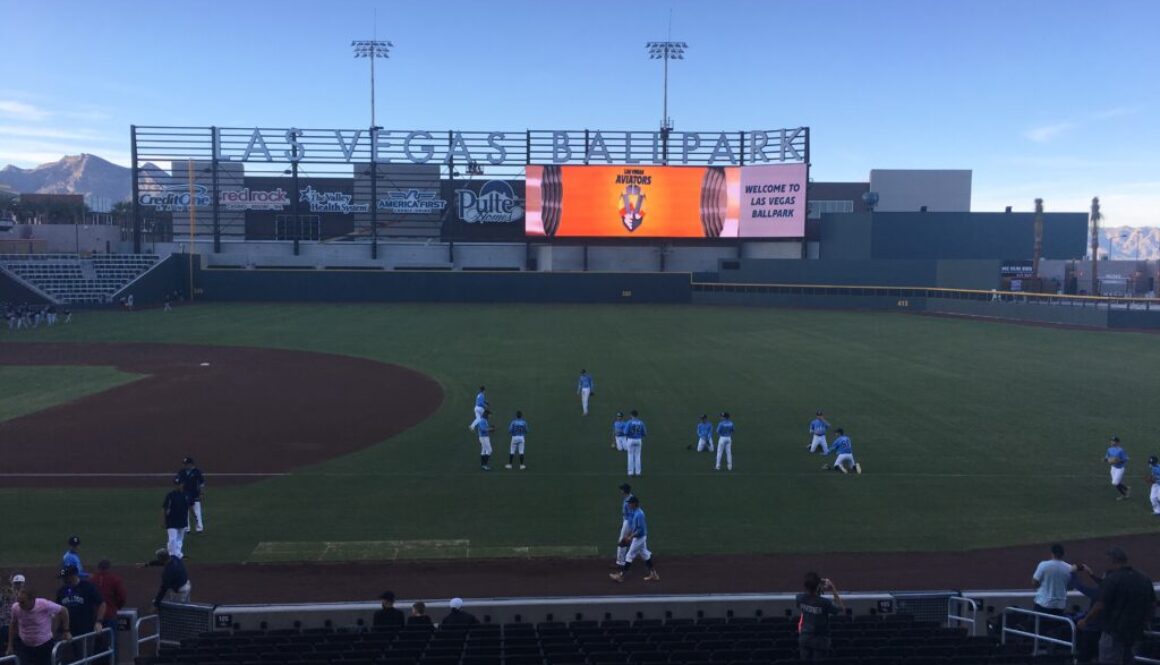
[0,654,18,665]
[50,626,114,665]
[1000,606,1076,655]
[947,596,978,636]
[135,614,161,658]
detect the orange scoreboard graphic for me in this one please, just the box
[526,163,805,238]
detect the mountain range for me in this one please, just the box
[1,154,1158,259]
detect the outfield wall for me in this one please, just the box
[717,259,1003,290]
[194,265,692,304]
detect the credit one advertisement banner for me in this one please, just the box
[440,179,526,241]
[525,163,806,238]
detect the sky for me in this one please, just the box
[0,0,1157,225]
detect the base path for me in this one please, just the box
[0,343,443,486]
[17,532,1160,605]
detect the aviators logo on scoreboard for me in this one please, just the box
[615,169,652,232]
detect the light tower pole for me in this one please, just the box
[351,37,392,129]
[645,40,687,164]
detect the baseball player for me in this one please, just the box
[1147,455,1160,515]
[808,410,830,454]
[475,409,494,471]
[612,412,627,450]
[162,478,189,558]
[826,428,862,474]
[694,415,714,452]
[1106,436,1129,500]
[506,411,528,470]
[609,495,659,582]
[715,412,734,471]
[577,370,594,416]
[623,410,647,477]
[175,457,205,533]
[615,483,634,566]
[467,386,488,432]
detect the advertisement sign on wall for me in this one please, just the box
[440,179,526,241]
[525,163,806,238]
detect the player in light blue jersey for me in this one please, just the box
[467,386,488,432]
[1146,455,1160,516]
[609,496,659,583]
[506,411,529,470]
[827,428,862,474]
[577,369,595,416]
[1106,436,1129,500]
[715,412,735,471]
[475,409,494,471]
[693,415,714,453]
[615,483,635,566]
[623,410,647,477]
[808,410,830,454]
[613,412,627,450]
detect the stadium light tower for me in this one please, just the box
[646,39,687,163]
[351,37,392,129]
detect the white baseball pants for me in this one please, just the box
[626,536,651,563]
[468,406,484,431]
[510,435,525,454]
[697,436,714,452]
[835,453,855,470]
[479,436,492,455]
[164,581,192,604]
[626,439,642,476]
[166,527,185,558]
[1150,484,1160,514]
[810,434,828,454]
[716,436,733,470]
[1110,466,1125,485]
[580,388,591,414]
[191,501,204,531]
[615,436,626,451]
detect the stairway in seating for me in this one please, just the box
[0,253,161,304]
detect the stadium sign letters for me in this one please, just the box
[377,189,447,214]
[219,188,289,211]
[138,185,212,212]
[212,127,806,166]
[300,186,369,214]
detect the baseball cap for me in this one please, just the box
[183,457,194,464]
[616,412,623,417]
[449,598,464,609]
[1106,547,1128,563]
[11,574,25,584]
[816,410,824,415]
[699,414,707,419]
[67,536,80,546]
[59,564,79,578]
[379,591,395,601]
[1110,436,1120,443]
[618,483,631,493]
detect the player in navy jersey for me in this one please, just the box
[174,457,205,533]
[506,411,528,470]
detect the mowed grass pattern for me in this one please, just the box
[0,303,1157,566]
[0,365,142,422]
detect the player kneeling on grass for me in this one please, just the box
[691,415,714,452]
[1106,436,1129,500]
[506,411,528,470]
[610,496,659,582]
[825,429,862,474]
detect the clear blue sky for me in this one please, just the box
[1,0,1156,224]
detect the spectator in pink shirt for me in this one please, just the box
[6,588,70,665]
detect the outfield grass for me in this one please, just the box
[0,365,142,422]
[0,304,1158,567]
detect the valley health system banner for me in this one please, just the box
[525,163,806,238]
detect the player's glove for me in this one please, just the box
[619,538,632,547]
